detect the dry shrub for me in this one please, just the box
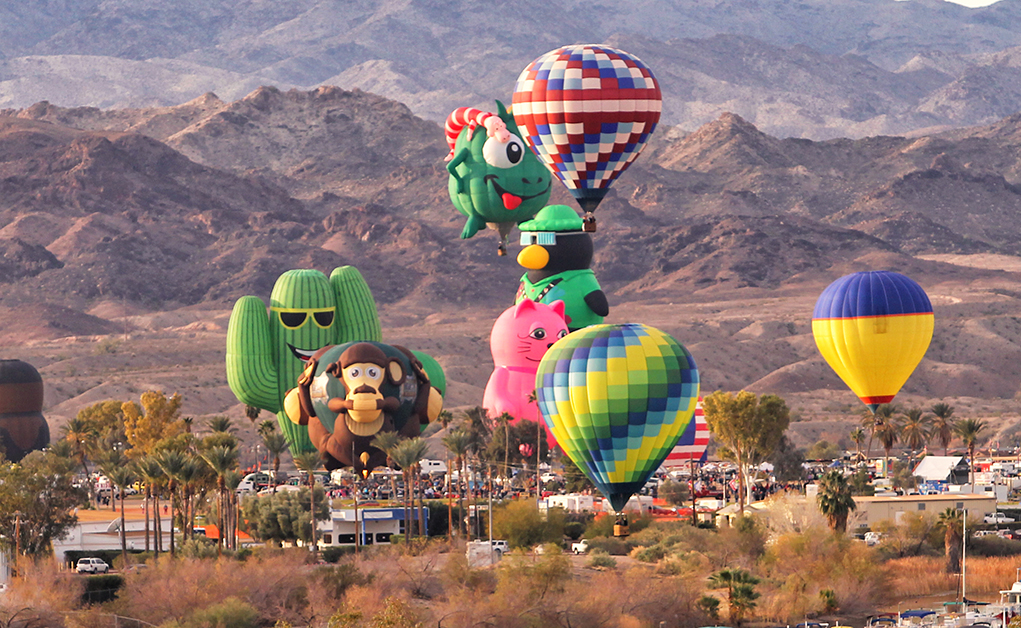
[887,556,1020,598]
[357,545,444,600]
[2,559,82,619]
[759,528,889,620]
[439,552,496,593]
[108,551,308,626]
[564,569,700,628]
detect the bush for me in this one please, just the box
[184,597,259,628]
[631,545,668,563]
[564,521,585,541]
[970,536,1021,558]
[81,574,123,605]
[587,549,616,570]
[320,546,356,563]
[310,563,374,599]
[586,537,630,556]
[583,512,653,539]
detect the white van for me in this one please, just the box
[420,459,447,474]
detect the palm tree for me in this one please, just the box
[954,418,987,492]
[443,428,471,538]
[62,417,98,501]
[245,405,262,423]
[849,424,865,463]
[391,438,429,544]
[900,407,930,471]
[257,420,276,438]
[154,450,188,557]
[872,407,900,476]
[938,507,963,574]
[497,412,514,482]
[224,470,243,550]
[207,416,235,434]
[294,450,324,560]
[135,456,164,556]
[371,431,403,503]
[106,465,137,568]
[816,470,857,533]
[200,445,239,556]
[261,431,290,494]
[931,402,957,456]
[708,568,760,626]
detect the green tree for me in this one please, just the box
[805,440,842,461]
[930,402,956,456]
[371,431,403,505]
[75,399,132,454]
[0,450,85,556]
[817,470,857,533]
[261,430,290,494]
[769,434,805,483]
[240,487,328,545]
[294,450,324,558]
[708,568,760,626]
[703,391,790,511]
[861,403,897,462]
[849,467,875,496]
[492,500,565,548]
[938,507,963,574]
[561,456,595,493]
[61,416,98,497]
[658,479,688,506]
[954,418,986,492]
[207,416,235,434]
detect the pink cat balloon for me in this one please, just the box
[483,299,568,429]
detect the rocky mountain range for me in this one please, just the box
[2,86,1021,453]
[5,1,1021,139]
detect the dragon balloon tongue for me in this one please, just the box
[502,193,522,210]
[512,45,662,222]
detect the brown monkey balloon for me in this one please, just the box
[285,342,442,477]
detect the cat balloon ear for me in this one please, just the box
[514,299,539,317]
[548,300,566,321]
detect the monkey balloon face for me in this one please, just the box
[327,344,406,437]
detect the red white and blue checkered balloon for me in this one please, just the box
[512,45,662,212]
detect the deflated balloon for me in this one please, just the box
[512,45,661,217]
[536,324,699,512]
[812,270,934,413]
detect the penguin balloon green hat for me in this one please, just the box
[518,205,584,232]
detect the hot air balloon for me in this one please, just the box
[512,44,662,230]
[536,324,699,514]
[662,397,709,468]
[812,270,934,412]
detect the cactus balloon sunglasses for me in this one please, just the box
[270,306,336,330]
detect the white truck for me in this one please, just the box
[465,540,509,567]
[571,539,589,554]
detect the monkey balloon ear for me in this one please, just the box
[387,358,406,386]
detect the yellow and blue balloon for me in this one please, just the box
[812,270,934,413]
[536,323,699,512]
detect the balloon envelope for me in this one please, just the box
[512,45,661,212]
[812,271,934,412]
[536,324,699,511]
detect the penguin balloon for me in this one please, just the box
[515,205,608,331]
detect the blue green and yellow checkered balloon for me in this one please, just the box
[536,324,699,512]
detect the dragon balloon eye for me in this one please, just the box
[483,134,526,169]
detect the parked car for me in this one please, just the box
[572,539,590,554]
[75,558,110,574]
[984,512,1016,524]
[864,532,883,546]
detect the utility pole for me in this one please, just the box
[13,511,21,577]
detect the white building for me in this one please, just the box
[545,493,596,513]
[317,507,426,547]
[53,518,173,565]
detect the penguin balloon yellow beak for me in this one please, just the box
[517,244,550,270]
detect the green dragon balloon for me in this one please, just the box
[226,267,382,454]
[444,101,552,255]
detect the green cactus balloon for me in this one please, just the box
[226,266,382,454]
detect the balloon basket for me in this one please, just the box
[582,213,597,232]
[613,513,629,538]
